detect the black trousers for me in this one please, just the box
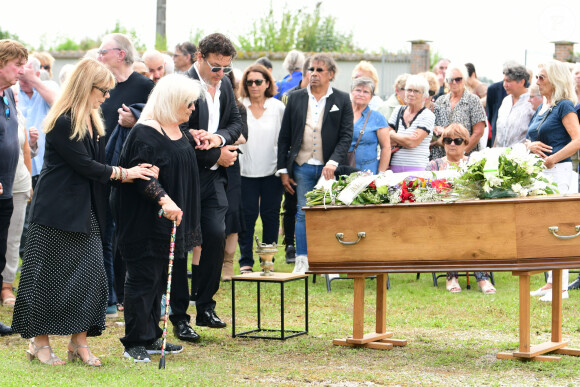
[193,170,228,313]
[0,198,14,285]
[283,191,297,246]
[120,255,188,349]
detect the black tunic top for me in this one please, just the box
[114,123,201,261]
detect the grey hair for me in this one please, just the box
[105,33,137,66]
[59,64,75,86]
[310,53,338,81]
[283,50,305,74]
[503,62,530,87]
[405,75,430,98]
[446,63,468,84]
[351,77,375,95]
[393,73,410,91]
[28,57,41,73]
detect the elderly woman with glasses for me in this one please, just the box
[348,77,390,173]
[388,75,435,172]
[426,123,497,294]
[526,60,580,302]
[432,63,487,158]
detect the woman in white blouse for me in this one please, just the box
[237,65,285,273]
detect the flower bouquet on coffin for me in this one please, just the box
[453,144,558,199]
[377,175,453,204]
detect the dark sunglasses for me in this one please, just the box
[442,137,465,145]
[308,67,326,73]
[428,90,436,96]
[535,74,546,81]
[92,85,111,97]
[203,57,232,74]
[42,65,51,70]
[187,101,195,109]
[245,79,264,86]
[447,77,463,84]
[1,95,10,120]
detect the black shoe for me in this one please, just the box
[285,245,296,264]
[0,321,13,336]
[174,321,201,342]
[196,309,226,328]
[569,276,580,290]
[145,338,183,354]
[123,346,151,363]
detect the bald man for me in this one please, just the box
[142,50,166,83]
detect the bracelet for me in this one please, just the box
[119,167,124,181]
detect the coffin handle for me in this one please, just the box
[548,225,580,239]
[336,232,366,245]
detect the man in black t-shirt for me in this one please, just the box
[97,33,155,322]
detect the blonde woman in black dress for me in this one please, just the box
[12,58,156,366]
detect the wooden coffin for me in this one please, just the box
[304,194,580,273]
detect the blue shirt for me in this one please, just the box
[527,99,576,164]
[275,71,303,100]
[18,84,55,176]
[348,106,388,174]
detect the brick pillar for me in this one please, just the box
[409,40,431,74]
[552,41,576,62]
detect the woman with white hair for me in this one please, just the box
[526,60,580,302]
[388,75,435,171]
[275,50,305,99]
[432,63,487,157]
[114,73,206,362]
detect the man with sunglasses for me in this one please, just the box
[183,33,242,333]
[97,33,155,320]
[277,53,354,273]
[0,39,28,336]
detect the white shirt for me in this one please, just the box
[239,97,285,177]
[495,92,535,148]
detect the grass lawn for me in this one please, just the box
[2,226,580,386]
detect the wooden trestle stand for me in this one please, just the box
[304,195,580,361]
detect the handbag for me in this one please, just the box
[347,111,371,167]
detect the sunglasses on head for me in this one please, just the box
[245,79,264,86]
[442,137,465,145]
[1,95,10,120]
[447,77,463,84]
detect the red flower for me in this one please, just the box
[368,181,376,189]
[400,181,415,202]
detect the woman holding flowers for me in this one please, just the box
[426,123,497,294]
[526,60,580,302]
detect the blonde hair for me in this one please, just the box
[352,61,379,92]
[140,74,202,125]
[443,123,470,145]
[540,60,578,106]
[44,58,115,140]
[32,52,55,78]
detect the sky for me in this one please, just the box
[2,0,579,82]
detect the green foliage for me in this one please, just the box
[189,28,205,46]
[430,50,442,72]
[106,20,146,52]
[155,33,167,51]
[0,28,21,42]
[54,37,80,51]
[238,2,359,53]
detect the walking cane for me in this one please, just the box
[158,209,177,369]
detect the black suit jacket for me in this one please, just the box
[183,67,243,170]
[277,87,354,178]
[486,81,507,145]
[29,114,113,236]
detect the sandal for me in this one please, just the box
[26,340,65,365]
[240,266,253,274]
[446,278,461,293]
[479,281,496,295]
[1,285,16,307]
[67,341,101,367]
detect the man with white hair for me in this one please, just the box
[142,49,167,84]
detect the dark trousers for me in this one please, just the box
[0,198,14,285]
[193,170,228,313]
[282,190,297,246]
[238,175,283,268]
[102,206,118,306]
[168,257,191,325]
[18,175,38,258]
[121,255,187,349]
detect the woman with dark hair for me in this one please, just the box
[237,64,285,273]
[12,58,156,365]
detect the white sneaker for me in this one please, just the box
[327,274,340,280]
[292,255,308,274]
[539,290,569,302]
[530,287,550,297]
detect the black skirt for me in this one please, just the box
[12,212,108,338]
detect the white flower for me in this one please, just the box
[488,175,503,187]
[483,183,492,193]
[511,183,522,193]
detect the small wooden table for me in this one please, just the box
[231,272,308,340]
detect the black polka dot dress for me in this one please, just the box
[12,211,108,339]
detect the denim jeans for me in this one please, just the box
[238,175,284,268]
[293,163,323,256]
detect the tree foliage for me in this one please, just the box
[237,2,359,53]
[0,28,23,43]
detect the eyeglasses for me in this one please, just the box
[1,95,10,120]
[92,85,111,97]
[536,74,547,81]
[447,77,463,84]
[308,67,327,73]
[529,94,541,99]
[203,58,232,74]
[405,88,422,95]
[42,65,51,70]
[428,90,436,97]
[245,79,264,86]
[442,137,465,145]
[97,48,122,57]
